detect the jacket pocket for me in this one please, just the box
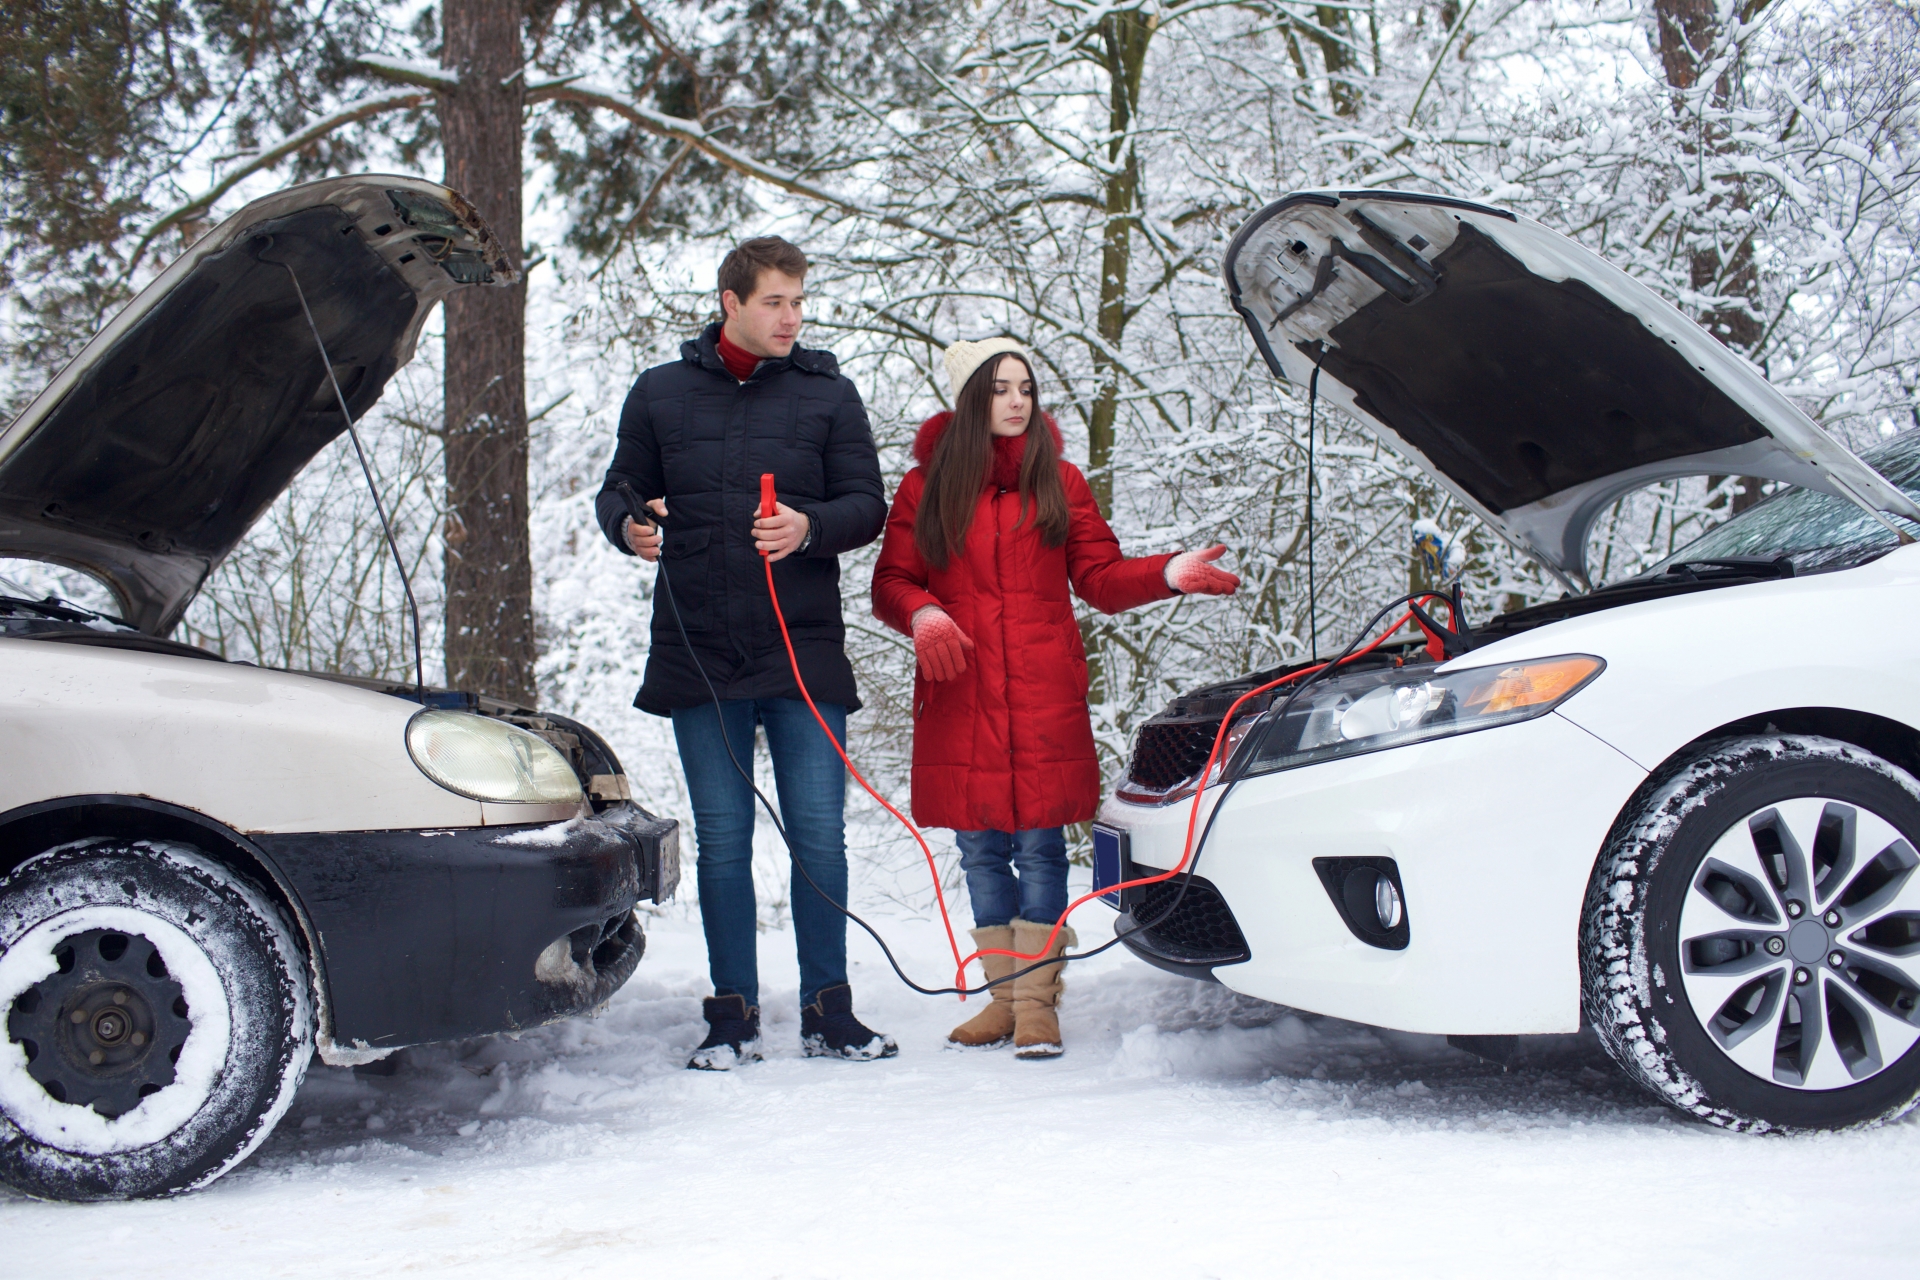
[748,394,798,447]
[656,526,714,629]
[666,525,711,558]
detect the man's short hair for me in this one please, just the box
[717,236,808,306]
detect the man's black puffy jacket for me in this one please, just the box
[596,323,886,715]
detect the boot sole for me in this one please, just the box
[687,1039,764,1071]
[944,1035,1012,1050]
[802,1035,899,1061]
[1013,1043,1064,1059]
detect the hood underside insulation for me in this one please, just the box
[1311,221,1767,516]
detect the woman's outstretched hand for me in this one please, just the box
[1165,545,1240,596]
[911,605,975,681]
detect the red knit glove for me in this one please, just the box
[1165,545,1240,595]
[911,605,975,681]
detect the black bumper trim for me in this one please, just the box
[1114,873,1251,984]
[255,803,679,1048]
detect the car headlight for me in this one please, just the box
[406,710,585,804]
[1232,654,1605,780]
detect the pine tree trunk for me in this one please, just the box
[439,0,534,705]
[1088,9,1153,519]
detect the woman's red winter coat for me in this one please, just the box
[870,412,1176,832]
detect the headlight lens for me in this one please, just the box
[406,710,585,803]
[1235,654,1604,779]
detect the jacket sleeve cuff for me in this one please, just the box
[597,492,637,556]
[879,587,943,635]
[1147,552,1181,599]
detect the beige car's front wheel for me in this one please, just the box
[0,840,312,1200]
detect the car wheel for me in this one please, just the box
[0,839,312,1199]
[1583,734,1920,1131]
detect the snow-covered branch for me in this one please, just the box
[529,81,977,248]
[127,89,432,275]
[356,55,461,92]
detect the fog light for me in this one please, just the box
[1314,857,1410,950]
[1374,874,1404,930]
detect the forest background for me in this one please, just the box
[4,0,1918,909]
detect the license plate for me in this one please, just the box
[1092,824,1129,909]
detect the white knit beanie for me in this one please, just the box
[942,337,1031,399]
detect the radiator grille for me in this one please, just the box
[1126,719,1221,792]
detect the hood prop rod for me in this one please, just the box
[277,261,428,704]
[1824,470,1918,547]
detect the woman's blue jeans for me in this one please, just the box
[955,827,1068,929]
[671,698,848,1010]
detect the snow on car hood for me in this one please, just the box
[0,176,514,634]
[1223,190,1920,589]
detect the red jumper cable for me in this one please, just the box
[754,471,1421,995]
[757,473,970,989]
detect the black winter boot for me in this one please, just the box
[688,994,763,1071]
[800,984,898,1061]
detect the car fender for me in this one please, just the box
[0,638,484,833]
[1439,542,1920,772]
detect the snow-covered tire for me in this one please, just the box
[1582,735,1920,1132]
[0,840,313,1200]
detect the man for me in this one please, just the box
[596,236,894,1070]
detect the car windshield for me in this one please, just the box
[1640,429,1920,578]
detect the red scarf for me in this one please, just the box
[990,431,1027,492]
[716,327,760,381]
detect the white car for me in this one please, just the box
[0,176,677,1201]
[1094,190,1920,1132]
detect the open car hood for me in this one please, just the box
[0,175,514,634]
[1223,191,1920,589]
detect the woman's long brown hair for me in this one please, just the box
[915,354,1070,569]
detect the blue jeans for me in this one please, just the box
[956,828,1068,929]
[671,698,848,1010]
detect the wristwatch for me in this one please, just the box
[797,513,818,554]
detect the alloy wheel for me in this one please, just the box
[1678,796,1920,1090]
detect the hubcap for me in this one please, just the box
[1678,797,1920,1090]
[5,929,192,1116]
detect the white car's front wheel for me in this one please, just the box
[0,840,312,1199]
[1584,735,1920,1131]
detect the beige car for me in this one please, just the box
[0,177,677,1202]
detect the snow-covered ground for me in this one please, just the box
[6,909,1918,1276]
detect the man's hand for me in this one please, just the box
[753,501,810,562]
[623,498,669,562]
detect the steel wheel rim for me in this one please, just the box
[6,927,193,1116]
[1678,795,1920,1091]
[0,905,231,1154]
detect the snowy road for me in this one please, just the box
[6,912,1918,1277]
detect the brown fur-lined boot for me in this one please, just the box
[1010,917,1076,1059]
[947,925,1017,1048]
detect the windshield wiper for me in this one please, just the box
[0,593,123,625]
[1655,555,1796,582]
[1602,555,1798,592]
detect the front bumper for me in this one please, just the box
[255,802,679,1054]
[1097,711,1645,1036]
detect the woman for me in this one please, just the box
[871,338,1240,1057]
